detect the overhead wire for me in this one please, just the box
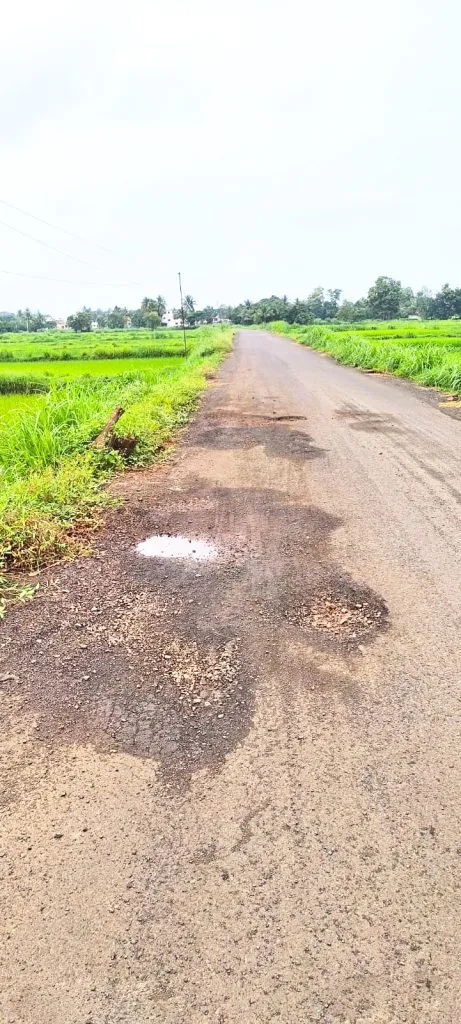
[0,217,90,265]
[0,268,139,287]
[0,198,116,256]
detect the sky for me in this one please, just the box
[1,0,460,316]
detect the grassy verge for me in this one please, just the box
[267,321,461,393]
[0,327,233,593]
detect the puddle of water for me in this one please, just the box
[136,534,218,561]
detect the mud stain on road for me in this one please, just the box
[335,404,404,435]
[195,423,325,460]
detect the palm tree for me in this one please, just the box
[156,295,166,318]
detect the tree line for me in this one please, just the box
[228,279,461,325]
[2,277,461,333]
[66,295,232,332]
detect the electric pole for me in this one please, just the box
[178,271,187,355]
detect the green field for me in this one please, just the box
[268,320,461,392]
[0,356,184,380]
[0,328,185,363]
[0,326,233,591]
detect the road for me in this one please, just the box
[1,329,461,1023]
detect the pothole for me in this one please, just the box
[96,636,251,776]
[284,579,388,650]
[272,415,307,422]
[136,534,219,561]
[155,637,240,715]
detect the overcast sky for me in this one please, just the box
[1,0,460,316]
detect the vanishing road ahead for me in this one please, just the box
[2,330,461,1023]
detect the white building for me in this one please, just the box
[162,308,182,328]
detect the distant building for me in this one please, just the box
[55,318,69,331]
[162,308,182,328]
[90,320,100,331]
[408,314,421,320]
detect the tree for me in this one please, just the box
[0,312,23,333]
[145,310,161,330]
[367,277,403,320]
[414,288,435,319]
[22,307,32,331]
[130,309,146,327]
[306,287,326,320]
[156,295,166,318]
[92,308,107,328]
[140,297,157,316]
[324,289,342,319]
[337,300,357,322]
[67,309,93,332]
[200,306,215,324]
[398,286,416,319]
[29,310,47,332]
[139,296,166,327]
[432,284,461,319]
[287,299,314,325]
[107,306,127,329]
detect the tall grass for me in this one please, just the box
[268,322,461,393]
[0,326,233,573]
[0,374,50,394]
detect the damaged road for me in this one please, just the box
[1,329,461,1022]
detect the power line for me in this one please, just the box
[0,268,139,287]
[0,198,115,255]
[0,217,90,265]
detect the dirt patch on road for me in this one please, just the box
[335,404,405,435]
[282,573,389,652]
[195,423,324,460]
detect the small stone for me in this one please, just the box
[53,832,63,839]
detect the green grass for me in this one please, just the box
[0,326,233,580]
[0,393,44,422]
[0,356,184,379]
[0,328,188,363]
[268,320,461,392]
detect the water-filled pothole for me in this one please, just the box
[136,534,219,561]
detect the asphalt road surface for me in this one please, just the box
[1,329,461,1023]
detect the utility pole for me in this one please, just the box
[178,271,187,356]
